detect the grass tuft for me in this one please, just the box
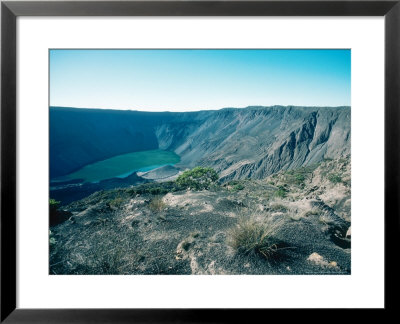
[108,196,125,208]
[228,218,282,259]
[149,196,167,212]
[269,204,288,213]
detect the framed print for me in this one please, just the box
[1,0,399,322]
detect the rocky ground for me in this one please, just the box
[49,156,351,275]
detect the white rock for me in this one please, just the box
[307,252,329,267]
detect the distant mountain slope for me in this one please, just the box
[156,106,351,181]
[50,106,350,180]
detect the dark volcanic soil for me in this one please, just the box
[49,157,351,275]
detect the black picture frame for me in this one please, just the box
[1,0,399,322]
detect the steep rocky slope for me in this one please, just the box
[156,106,350,181]
[50,106,350,181]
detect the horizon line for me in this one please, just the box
[49,104,351,113]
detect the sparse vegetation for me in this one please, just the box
[49,198,71,226]
[49,198,60,212]
[328,173,342,184]
[228,218,281,259]
[285,172,305,186]
[269,204,288,213]
[50,156,351,275]
[128,181,179,195]
[283,165,318,187]
[108,196,125,208]
[176,167,219,190]
[274,185,288,198]
[149,196,167,212]
[226,180,245,192]
[89,243,126,275]
[231,183,245,192]
[149,187,169,195]
[49,230,56,246]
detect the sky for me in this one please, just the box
[49,49,351,111]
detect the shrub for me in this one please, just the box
[129,181,178,195]
[328,173,342,184]
[49,198,60,220]
[176,167,219,190]
[49,199,60,212]
[108,196,125,208]
[231,183,245,192]
[149,187,161,195]
[228,218,281,259]
[285,172,305,185]
[49,198,72,226]
[274,186,288,198]
[149,196,167,212]
[284,167,316,187]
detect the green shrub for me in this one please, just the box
[230,183,245,192]
[49,198,60,211]
[149,187,162,195]
[285,172,305,185]
[284,169,312,186]
[129,181,179,195]
[228,219,281,259]
[328,173,342,184]
[176,167,219,190]
[294,173,305,184]
[49,199,61,220]
[274,186,288,198]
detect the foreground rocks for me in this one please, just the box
[50,157,351,275]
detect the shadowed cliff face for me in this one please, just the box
[50,107,177,178]
[50,106,350,180]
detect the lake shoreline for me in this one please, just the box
[52,149,180,184]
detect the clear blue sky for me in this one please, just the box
[50,49,350,111]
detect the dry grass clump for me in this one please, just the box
[108,196,125,208]
[228,217,282,259]
[149,196,167,212]
[269,203,288,213]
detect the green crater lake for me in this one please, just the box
[55,149,180,183]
